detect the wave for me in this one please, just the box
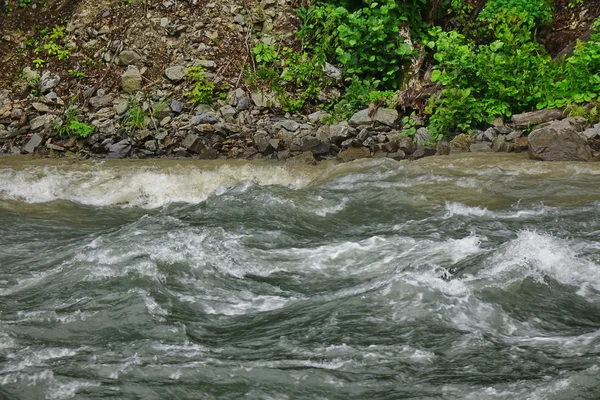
[0,162,315,208]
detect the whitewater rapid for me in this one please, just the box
[1,154,599,399]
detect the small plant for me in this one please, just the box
[186,66,215,104]
[125,103,147,130]
[19,0,31,8]
[54,106,95,138]
[68,70,86,78]
[32,58,46,68]
[252,43,278,65]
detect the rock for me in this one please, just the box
[415,127,434,144]
[144,140,157,152]
[308,111,330,124]
[449,134,470,154]
[268,138,281,150]
[349,109,372,126]
[469,142,492,152]
[483,127,497,142]
[165,65,187,82]
[170,99,184,114]
[182,133,212,154]
[387,133,416,155]
[505,130,523,141]
[199,60,217,71]
[337,147,370,162]
[435,141,450,156]
[326,123,352,145]
[32,102,50,113]
[356,127,373,142]
[39,71,60,93]
[301,136,330,155]
[492,136,513,152]
[511,109,564,126]
[116,50,142,66]
[30,115,55,131]
[234,14,246,25]
[22,67,39,83]
[121,66,142,93]
[373,108,398,127]
[23,133,43,153]
[411,146,436,160]
[251,91,272,107]
[193,113,218,125]
[219,105,237,120]
[514,137,529,153]
[89,95,114,109]
[387,150,406,161]
[280,119,301,132]
[287,151,317,165]
[581,127,600,140]
[235,97,249,111]
[322,62,342,81]
[528,119,592,161]
[107,140,131,158]
[114,101,129,115]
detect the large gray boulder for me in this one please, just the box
[528,119,592,161]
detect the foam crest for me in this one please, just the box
[444,202,552,219]
[0,163,314,208]
[481,230,600,290]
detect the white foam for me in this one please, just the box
[0,163,313,208]
[444,202,551,219]
[481,230,600,291]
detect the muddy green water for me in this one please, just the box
[0,154,599,399]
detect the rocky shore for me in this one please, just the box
[1,84,600,163]
[1,0,599,163]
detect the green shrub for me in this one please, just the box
[54,106,94,138]
[252,43,278,65]
[478,0,552,26]
[544,18,600,108]
[125,103,146,131]
[186,66,215,104]
[426,12,557,137]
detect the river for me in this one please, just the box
[1,154,599,399]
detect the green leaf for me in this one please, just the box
[431,70,441,82]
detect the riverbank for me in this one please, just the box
[2,89,600,163]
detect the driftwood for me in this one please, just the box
[511,109,565,126]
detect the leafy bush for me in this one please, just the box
[303,0,423,89]
[186,66,215,104]
[543,18,600,108]
[252,43,278,65]
[426,12,557,137]
[54,106,94,138]
[478,0,552,26]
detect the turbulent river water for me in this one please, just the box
[1,154,600,399]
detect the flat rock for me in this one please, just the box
[337,147,370,162]
[23,133,43,153]
[39,71,60,93]
[89,95,114,109]
[32,102,50,113]
[165,65,187,82]
[449,134,470,154]
[107,140,132,158]
[470,142,492,152]
[528,119,592,161]
[287,151,316,165]
[116,50,142,66]
[170,99,184,114]
[349,109,371,126]
[373,108,398,127]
